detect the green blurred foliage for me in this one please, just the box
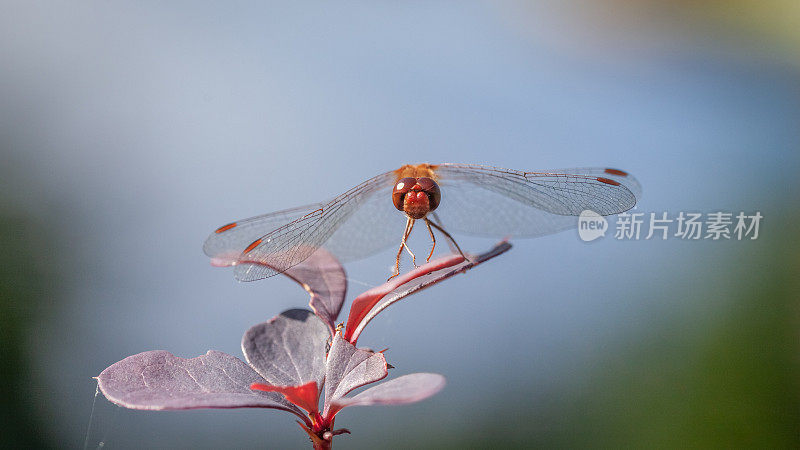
[667,0,800,56]
[441,215,800,448]
[0,210,55,449]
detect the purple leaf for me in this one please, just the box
[343,254,466,343]
[345,241,511,343]
[96,350,304,417]
[212,248,347,333]
[322,334,388,414]
[330,373,446,411]
[242,309,329,388]
[283,248,347,333]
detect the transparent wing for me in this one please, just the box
[432,164,641,238]
[206,163,642,282]
[229,171,400,281]
[320,179,408,263]
[203,203,324,260]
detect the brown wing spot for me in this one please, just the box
[303,208,323,219]
[243,238,262,254]
[215,222,237,233]
[604,168,628,176]
[597,177,621,186]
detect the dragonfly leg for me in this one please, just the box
[430,212,459,254]
[403,219,418,267]
[424,218,436,262]
[389,218,415,280]
[427,218,467,260]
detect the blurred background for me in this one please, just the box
[1,1,798,448]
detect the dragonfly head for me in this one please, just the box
[392,177,441,219]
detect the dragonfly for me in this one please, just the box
[204,163,641,281]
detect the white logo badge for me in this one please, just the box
[578,210,608,242]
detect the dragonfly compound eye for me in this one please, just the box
[392,177,417,211]
[415,177,440,211]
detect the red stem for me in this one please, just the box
[312,440,331,450]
